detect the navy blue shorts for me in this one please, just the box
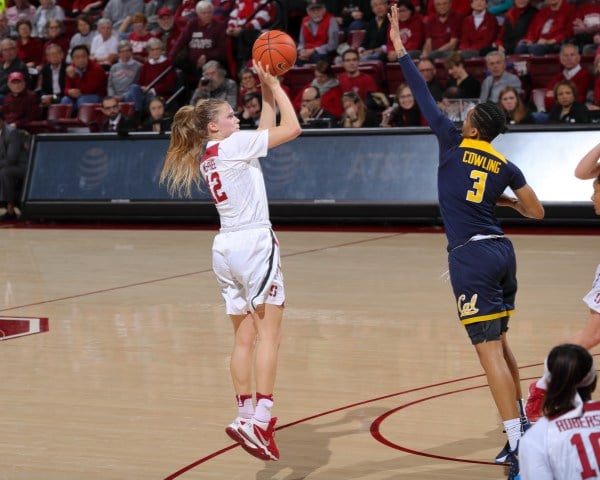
[448,237,517,344]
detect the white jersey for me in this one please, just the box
[583,264,600,313]
[520,401,600,480]
[200,130,270,232]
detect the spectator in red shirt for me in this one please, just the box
[169,0,228,88]
[15,19,44,72]
[572,0,600,56]
[387,0,424,61]
[543,43,593,111]
[338,48,378,101]
[514,0,575,56]
[126,37,176,116]
[421,0,463,60]
[459,0,499,58]
[61,44,107,112]
[3,71,42,129]
[128,12,154,63]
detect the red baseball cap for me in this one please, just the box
[8,72,24,82]
[157,7,173,16]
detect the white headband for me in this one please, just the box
[543,357,597,388]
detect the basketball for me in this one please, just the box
[252,30,297,76]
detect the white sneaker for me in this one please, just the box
[238,417,280,461]
[225,417,270,460]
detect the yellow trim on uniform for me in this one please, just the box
[459,138,507,164]
[460,309,515,325]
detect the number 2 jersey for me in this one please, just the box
[398,55,528,251]
[199,129,270,232]
[520,401,600,480]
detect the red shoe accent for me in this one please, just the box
[225,418,270,461]
[525,381,546,423]
[239,417,280,461]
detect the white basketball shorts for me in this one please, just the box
[583,264,600,314]
[212,227,285,315]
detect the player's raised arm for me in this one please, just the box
[574,143,600,180]
[388,4,447,134]
[254,60,301,149]
[253,60,276,131]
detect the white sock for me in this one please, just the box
[254,398,273,424]
[504,418,521,451]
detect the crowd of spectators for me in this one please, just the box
[0,0,598,132]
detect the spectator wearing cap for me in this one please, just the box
[61,44,107,111]
[153,7,186,55]
[386,0,424,61]
[0,38,30,102]
[3,71,42,129]
[297,0,340,66]
[169,0,227,88]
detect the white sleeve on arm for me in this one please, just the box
[519,421,554,480]
[219,130,269,162]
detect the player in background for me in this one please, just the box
[160,60,301,461]
[520,344,599,479]
[387,5,545,479]
[526,142,600,423]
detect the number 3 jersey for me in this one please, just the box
[200,130,270,231]
[398,55,528,251]
[520,401,600,480]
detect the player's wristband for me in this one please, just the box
[396,47,408,57]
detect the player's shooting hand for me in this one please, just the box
[252,60,279,89]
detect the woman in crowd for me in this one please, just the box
[381,83,424,127]
[443,52,481,99]
[339,90,379,127]
[547,80,589,124]
[498,86,534,124]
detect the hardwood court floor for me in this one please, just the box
[0,225,597,480]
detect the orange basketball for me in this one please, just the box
[252,30,297,76]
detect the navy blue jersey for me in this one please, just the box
[398,56,527,251]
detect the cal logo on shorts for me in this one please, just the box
[457,293,479,317]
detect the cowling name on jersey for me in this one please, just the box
[462,151,501,174]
